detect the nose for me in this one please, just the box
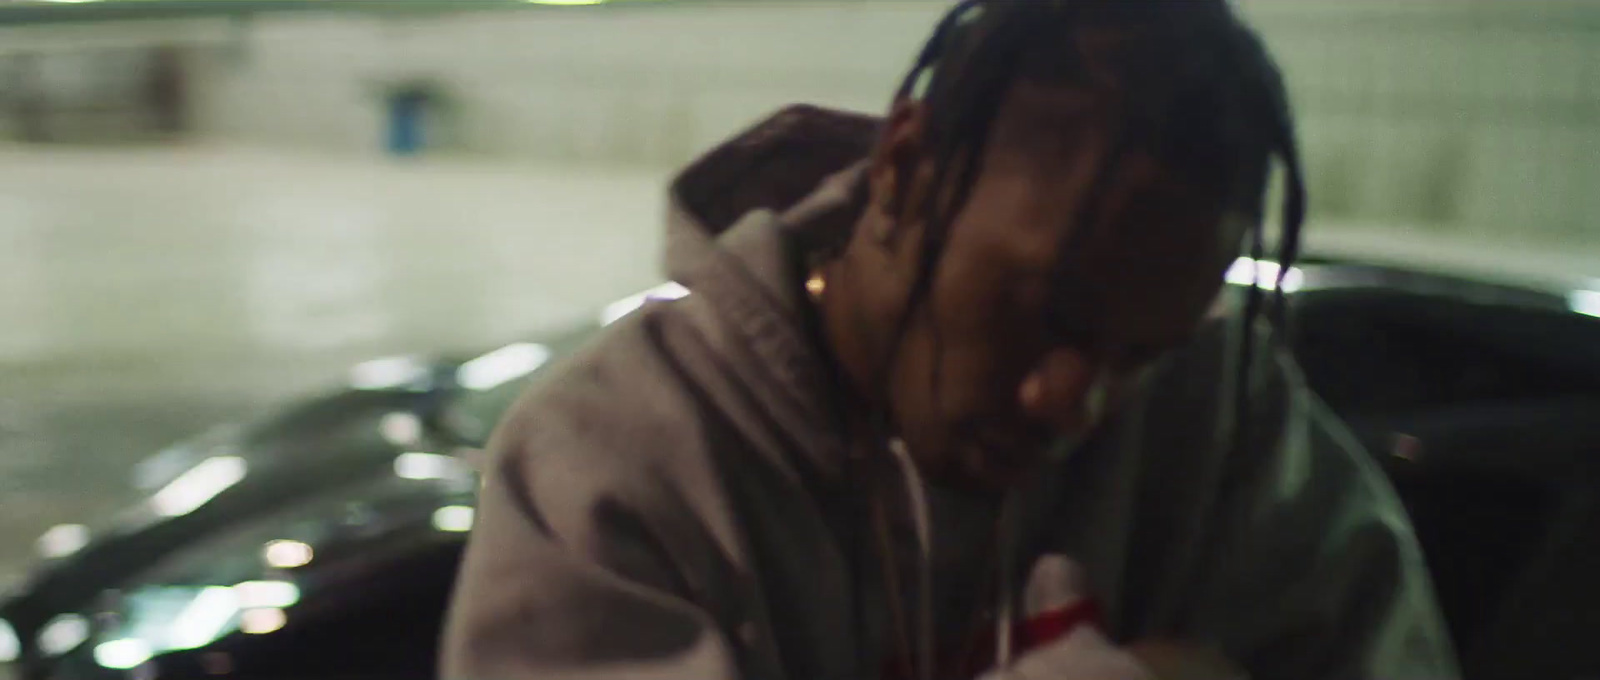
[1017,348,1110,433]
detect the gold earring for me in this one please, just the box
[805,269,827,300]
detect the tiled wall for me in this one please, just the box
[172,1,1600,252]
[1251,3,1600,245]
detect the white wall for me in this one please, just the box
[0,147,668,388]
[1254,2,1600,249]
[174,1,1600,248]
[187,3,943,162]
[6,1,1596,248]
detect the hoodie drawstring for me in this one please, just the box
[884,438,1036,679]
[993,490,1025,670]
[886,438,935,680]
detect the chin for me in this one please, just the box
[945,441,1046,494]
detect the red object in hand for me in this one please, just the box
[941,597,1106,679]
[1017,598,1105,650]
[883,556,1106,679]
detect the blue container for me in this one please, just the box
[386,91,429,157]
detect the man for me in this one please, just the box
[442,2,1458,678]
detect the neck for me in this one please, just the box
[814,254,893,441]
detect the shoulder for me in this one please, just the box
[491,305,716,491]
[472,305,758,592]
[1108,316,1397,513]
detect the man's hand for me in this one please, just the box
[1126,640,1246,680]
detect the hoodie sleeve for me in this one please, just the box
[439,425,740,680]
[1182,350,1462,680]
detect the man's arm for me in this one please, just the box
[439,433,738,680]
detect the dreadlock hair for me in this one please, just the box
[880,0,1306,444]
[839,3,1305,665]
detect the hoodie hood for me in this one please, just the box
[653,106,883,485]
[665,105,880,287]
[665,108,1031,680]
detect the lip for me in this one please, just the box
[975,416,1056,448]
[969,426,1055,468]
[973,432,1040,456]
[956,440,1044,491]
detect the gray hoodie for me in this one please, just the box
[440,106,1460,680]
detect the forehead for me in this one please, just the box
[938,83,1244,342]
[961,82,1237,249]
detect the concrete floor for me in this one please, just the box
[0,145,673,585]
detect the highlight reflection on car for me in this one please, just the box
[3,266,1598,680]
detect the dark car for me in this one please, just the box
[0,285,687,680]
[3,265,1598,680]
[0,352,473,677]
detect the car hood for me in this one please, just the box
[8,465,478,678]
[131,357,465,495]
[0,386,454,653]
[4,308,632,650]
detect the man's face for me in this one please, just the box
[871,83,1248,492]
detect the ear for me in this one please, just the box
[865,99,935,247]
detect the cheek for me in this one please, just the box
[1086,231,1233,339]
[885,320,960,452]
[918,258,1044,417]
[901,181,1059,421]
